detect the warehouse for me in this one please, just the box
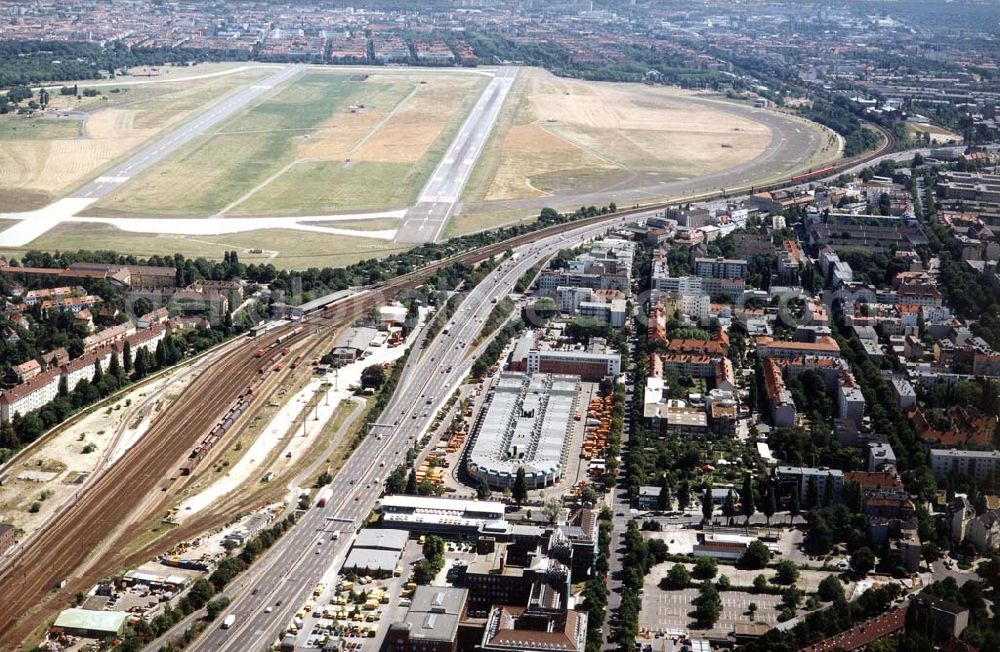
[342,549,402,577]
[341,527,409,577]
[354,528,409,551]
[466,373,580,490]
[52,608,128,638]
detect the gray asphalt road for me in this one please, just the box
[72,65,302,202]
[188,208,654,652]
[394,67,517,244]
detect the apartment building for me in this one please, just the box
[694,257,748,279]
[0,324,166,422]
[929,449,1000,484]
[763,358,796,428]
[755,336,841,360]
[775,466,844,504]
[837,372,867,426]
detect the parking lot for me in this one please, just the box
[638,587,783,636]
[646,559,849,595]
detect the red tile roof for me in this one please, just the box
[799,606,907,652]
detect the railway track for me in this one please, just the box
[0,125,899,649]
[0,327,310,648]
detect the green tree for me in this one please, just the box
[122,340,133,374]
[740,540,771,569]
[422,535,445,571]
[543,497,562,524]
[694,556,718,580]
[108,351,122,379]
[741,474,756,525]
[512,467,528,506]
[817,575,845,602]
[723,490,737,525]
[360,364,386,390]
[701,489,714,523]
[658,474,672,511]
[665,563,691,589]
[762,482,777,526]
[695,582,722,627]
[205,596,230,620]
[775,560,800,585]
[412,560,436,585]
[789,488,800,523]
[851,547,876,577]
[677,480,690,508]
[476,479,491,500]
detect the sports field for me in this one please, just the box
[463,68,774,203]
[0,66,273,212]
[89,70,487,217]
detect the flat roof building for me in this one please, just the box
[467,373,580,490]
[342,548,401,576]
[343,527,409,577]
[380,495,506,536]
[929,448,1000,484]
[385,587,471,652]
[353,528,408,551]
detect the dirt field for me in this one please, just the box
[906,122,962,144]
[463,68,774,203]
[4,222,409,270]
[0,68,273,212]
[92,70,486,217]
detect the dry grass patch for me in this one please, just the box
[0,68,272,211]
[464,68,773,203]
[9,222,408,270]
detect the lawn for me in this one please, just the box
[6,222,411,270]
[461,68,774,204]
[0,67,273,212]
[92,69,487,218]
[0,117,81,141]
[90,72,376,217]
[232,71,486,215]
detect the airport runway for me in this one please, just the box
[394,66,518,244]
[0,64,303,247]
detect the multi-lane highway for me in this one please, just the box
[189,204,648,652]
[394,67,518,244]
[0,65,303,247]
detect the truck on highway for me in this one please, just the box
[221,614,236,629]
[316,487,333,508]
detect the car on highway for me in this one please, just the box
[264,606,273,613]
